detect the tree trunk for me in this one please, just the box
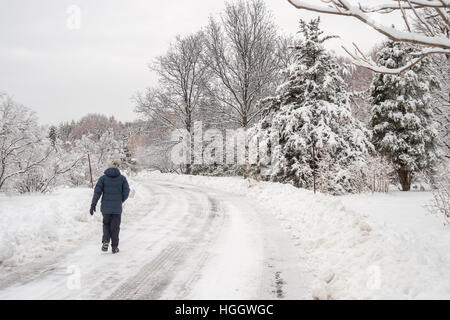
[185,118,192,175]
[311,146,317,194]
[243,127,249,179]
[397,168,412,191]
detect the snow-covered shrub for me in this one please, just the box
[431,176,450,225]
[347,156,395,193]
[9,136,85,193]
[0,94,140,193]
[413,9,450,159]
[14,168,47,194]
[0,95,52,191]
[424,162,450,225]
[192,164,244,177]
[67,170,86,187]
[135,143,178,173]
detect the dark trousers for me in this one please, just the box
[102,214,121,248]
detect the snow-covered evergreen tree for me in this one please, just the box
[369,40,440,191]
[252,18,372,194]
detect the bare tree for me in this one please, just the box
[337,56,374,123]
[130,117,179,173]
[136,32,210,131]
[274,34,302,86]
[426,54,450,157]
[70,113,123,141]
[276,34,300,69]
[135,31,210,173]
[205,0,279,128]
[287,0,450,74]
[14,141,84,194]
[414,8,450,158]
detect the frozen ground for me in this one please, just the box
[0,171,449,299]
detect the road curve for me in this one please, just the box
[0,179,311,299]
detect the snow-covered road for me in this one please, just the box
[0,179,311,300]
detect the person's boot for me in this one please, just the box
[112,247,119,254]
[102,242,109,252]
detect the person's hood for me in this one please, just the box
[104,167,121,177]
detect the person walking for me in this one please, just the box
[90,159,130,254]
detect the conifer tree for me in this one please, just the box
[252,18,372,194]
[369,40,439,191]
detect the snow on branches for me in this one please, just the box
[287,0,450,74]
[0,95,52,191]
[369,40,440,191]
[251,18,373,194]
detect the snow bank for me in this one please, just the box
[0,178,150,270]
[144,171,450,299]
[0,188,93,267]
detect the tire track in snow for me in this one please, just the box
[0,178,310,300]
[108,183,225,300]
[0,183,164,292]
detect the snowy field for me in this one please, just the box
[0,171,449,299]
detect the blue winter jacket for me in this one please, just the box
[91,168,130,214]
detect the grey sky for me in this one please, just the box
[0,0,396,125]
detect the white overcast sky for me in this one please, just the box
[0,0,399,125]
